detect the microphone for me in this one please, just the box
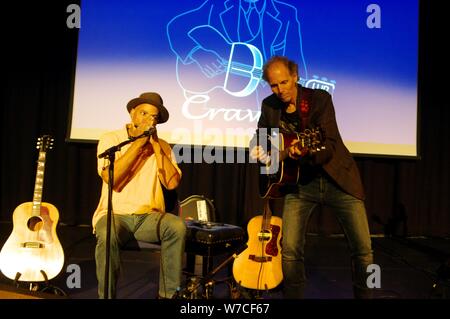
[143,126,156,136]
[134,123,156,136]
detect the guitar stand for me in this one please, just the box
[12,270,67,297]
[175,244,247,299]
[232,283,272,299]
[13,272,22,287]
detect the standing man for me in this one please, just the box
[250,56,373,298]
[93,92,186,299]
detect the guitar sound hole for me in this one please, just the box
[27,216,43,231]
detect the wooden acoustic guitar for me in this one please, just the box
[259,127,325,198]
[0,135,64,282]
[232,201,282,290]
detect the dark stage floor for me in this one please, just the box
[0,222,449,300]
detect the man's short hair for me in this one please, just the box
[262,56,299,81]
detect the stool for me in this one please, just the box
[182,220,245,298]
[184,221,245,275]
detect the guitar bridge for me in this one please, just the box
[21,242,44,248]
[249,255,272,262]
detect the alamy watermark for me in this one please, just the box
[63,263,381,290]
[170,126,280,175]
[367,263,381,288]
[66,263,81,289]
[366,4,381,29]
[66,4,81,29]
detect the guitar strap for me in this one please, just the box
[264,198,274,218]
[296,87,314,131]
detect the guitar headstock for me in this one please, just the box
[36,135,54,152]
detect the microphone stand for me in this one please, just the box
[97,128,155,299]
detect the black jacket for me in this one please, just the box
[255,86,365,200]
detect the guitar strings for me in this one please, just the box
[256,213,269,296]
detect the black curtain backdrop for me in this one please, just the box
[2,1,449,236]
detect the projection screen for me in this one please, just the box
[69,0,419,157]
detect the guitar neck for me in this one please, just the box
[278,128,324,161]
[227,61,262,78]
[32,151,46,216]
[262,201,273,230]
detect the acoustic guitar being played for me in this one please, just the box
[259,127,325,198]
[0,135,64,282]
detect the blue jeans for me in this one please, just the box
[95,212,186,299]
[282,174,373,298]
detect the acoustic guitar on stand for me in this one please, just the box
[0,135,64,282]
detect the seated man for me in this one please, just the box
[92,92,186,299]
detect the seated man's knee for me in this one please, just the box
[164,214,186,239]
[95,219,108,243]
[172,216,187,238]
[94,216,127,246]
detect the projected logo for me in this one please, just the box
[305,76,336,93]
[167,0,335,113]
[172,25,263,98]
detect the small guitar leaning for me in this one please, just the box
[232,201,282,291]
[0,135,64,282]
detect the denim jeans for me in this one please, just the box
[95,212,186,299]
[282,174,373,298]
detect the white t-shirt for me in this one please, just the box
[92,127,181,230]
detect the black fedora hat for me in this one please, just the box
[126,92,169,124]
